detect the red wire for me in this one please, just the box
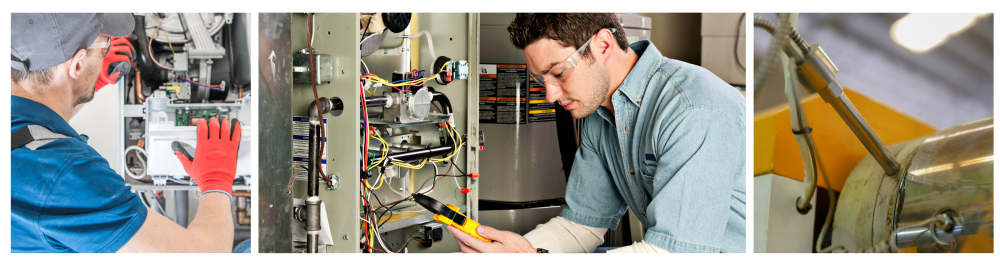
[361,83,369,169]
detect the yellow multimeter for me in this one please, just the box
[413,193,490,242]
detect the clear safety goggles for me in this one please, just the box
[528,28,616,87]
[87,38,111,58]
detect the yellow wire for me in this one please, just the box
[364,171,384,190]
[155,15,176,55]
[366,132,389,171]
[360,61,454,88]
[430,122,463,162]
[391,158,428,169]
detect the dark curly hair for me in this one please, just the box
[507,13,628,61]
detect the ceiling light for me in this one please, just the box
[891,13,990,53]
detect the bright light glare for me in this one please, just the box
[891,13,989,53]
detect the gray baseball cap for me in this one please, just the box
[11,13,135,78]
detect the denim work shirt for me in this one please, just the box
[11,96,147,252]
[560,40,746,253]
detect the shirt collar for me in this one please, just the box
[11,95,85,142]
[615,40,661,105]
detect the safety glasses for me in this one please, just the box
[87,37,112,58]
[528,28,616,87]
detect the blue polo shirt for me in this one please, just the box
[11,95,147,253]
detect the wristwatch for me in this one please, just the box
[536,248,549,253]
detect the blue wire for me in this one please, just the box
[179,78,223,91]
[391,70,425,84]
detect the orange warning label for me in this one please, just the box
[498,64,526,69]
[529,109,556,114]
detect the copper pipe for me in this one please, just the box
[232,191,252,197]
[135,70,145,104]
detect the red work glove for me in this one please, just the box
[95,36,135,92]
[172,117,242,201]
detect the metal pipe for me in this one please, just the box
[829,93,900,175]
[384,145,454,163]
[308,124,320,197]
[305,123,322,253]
[368,141,435,154]
[174,190,189,228]
[365,96,390,108]
[235,196,250,226]
[308,97,344,122]
[368,142,409,153]
[794,44,900,176]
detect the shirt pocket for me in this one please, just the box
[638,143,658,184]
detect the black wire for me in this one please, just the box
[735,13,746,71]
[360,15,372,49]
[450,156,467,176]
[138,191,151,208]
[368,187,397,228]
[374,172,443,227]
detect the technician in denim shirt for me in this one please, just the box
[448,13,745,253]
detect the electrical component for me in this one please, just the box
[413,193,490,242]
[293,52,334,84]
[175,108,232,126]
[421,223,444,247]
[383,88,433,124]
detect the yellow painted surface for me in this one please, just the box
[754,88,936,191]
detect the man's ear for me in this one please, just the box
[595,30,616,62]
[66,49,89,80]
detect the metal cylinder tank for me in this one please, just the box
[833,117,993,252]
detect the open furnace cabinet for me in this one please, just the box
[258,13,480,253]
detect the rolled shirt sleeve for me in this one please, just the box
[560,122,629,229]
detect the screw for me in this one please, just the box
[269,204,273,208]
[343,235,349,240]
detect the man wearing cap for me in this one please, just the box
[11,13,241,253]
[447,13,745,253]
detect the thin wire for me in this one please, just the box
[359,61,452,88]
[158,14,176,55]
[178,78,223,90]
[149,14,174,70]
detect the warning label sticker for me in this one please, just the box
[292,117,327,180]
[479,64,555,124]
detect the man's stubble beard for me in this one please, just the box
[73,62,98,106]
[571,61,610,119]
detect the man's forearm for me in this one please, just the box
[186,193,234,252]
[523,216,608,253]
[118,193,235,253]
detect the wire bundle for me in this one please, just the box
[359,61,452,95]
[356,48,469,253]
